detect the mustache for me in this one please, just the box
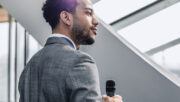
[90,26,97,30]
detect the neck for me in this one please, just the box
[52,29,79,49]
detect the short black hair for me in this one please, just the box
[42,0,78,29]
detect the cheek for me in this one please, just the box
[86,16,92,25]
[74,15,92,30]
[80,15,92,26]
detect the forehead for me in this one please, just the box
[76,0,93,9]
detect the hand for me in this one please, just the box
[102,95,123,102]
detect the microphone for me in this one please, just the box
[106,80,116,97]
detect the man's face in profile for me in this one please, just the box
[71,0,99,45]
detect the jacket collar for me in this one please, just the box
[44,37,73,49]
[49,34,76,49]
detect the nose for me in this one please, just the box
[92,16,99,27]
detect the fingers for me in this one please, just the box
[113,95,123,102]
[113,95,122,99]
[102,95,108,101]
[102,95,108,98]
[102,95,112,102]
[102,95,123,102]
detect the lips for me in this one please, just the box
[91,27,97,35]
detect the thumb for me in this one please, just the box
[102,95,106,99]
[102,95,111,101]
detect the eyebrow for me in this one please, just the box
[84,8,94,13]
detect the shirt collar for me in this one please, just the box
[49,33,77,50]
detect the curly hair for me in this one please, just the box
[42,0,78,29]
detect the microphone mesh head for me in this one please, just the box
[106,80,115,87]
[106,80,116,97]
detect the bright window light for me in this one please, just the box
[117,2,180,77]
[152,45,180,70]
[94,0,157,24]
[118,2,180,52]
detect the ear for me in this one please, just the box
[60,11,73,26]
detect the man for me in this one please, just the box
[19,0,122,102]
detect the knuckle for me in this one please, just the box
[119,96,122,99]
[116,95,122,99]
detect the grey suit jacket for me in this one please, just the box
[19,37,101,102]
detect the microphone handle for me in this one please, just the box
[107,91,115,97]
[106,87,116,97]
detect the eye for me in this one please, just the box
[86,11,92,16]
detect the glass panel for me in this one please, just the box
[94,0,157,24]
[0,22,8,102]
[118,2,180,77]
[118,2,180,52]
[151,44,180,77]
[16,22,25,102]
[10,20,16,102]
[27,34,42,62]
[0,8,42,102]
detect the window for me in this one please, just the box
[94,0,157,24]
[0,22,8,102]
[117,2,180,77]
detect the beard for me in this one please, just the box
[71,20,95,45]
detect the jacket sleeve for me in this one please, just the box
[66,53,102,102]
